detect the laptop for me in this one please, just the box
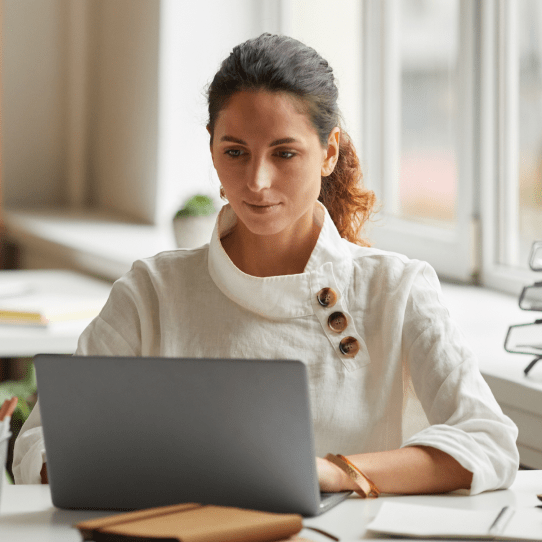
[34,354,352,516]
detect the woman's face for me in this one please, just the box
[209,90,339,239]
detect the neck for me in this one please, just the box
[221,209,323,277]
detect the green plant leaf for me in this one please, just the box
[0,362,37,427]
[0,363,36,402]
[174,195,216,218]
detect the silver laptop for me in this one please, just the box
[34,354,351,516]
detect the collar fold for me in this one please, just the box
[208,203,353,320]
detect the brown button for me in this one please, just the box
[316,287,337,308]
[328,311,348,333]
[339,336,360,358]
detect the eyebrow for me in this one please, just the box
[219,135,299,147]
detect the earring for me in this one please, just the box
[220,186,227,201]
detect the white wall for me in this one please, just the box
[2,0,265,224]
[155,0,262,226]
[2,0,68,207]
[87,0,161,222]
[286,0,363,159]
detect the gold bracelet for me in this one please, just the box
[325,453,380,498]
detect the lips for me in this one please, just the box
[244,201,281,207]
[243,201,282,214]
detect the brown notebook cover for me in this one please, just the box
[75,502,304,542]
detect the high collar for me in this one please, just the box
[208,203,353,320]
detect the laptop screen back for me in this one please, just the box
[35,355,322,515]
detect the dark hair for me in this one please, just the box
[206,33,376,246]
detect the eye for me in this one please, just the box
[224,149,246,158]
[277,150,296,159]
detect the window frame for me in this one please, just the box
[480,0,540,295]
[359,0,479,284]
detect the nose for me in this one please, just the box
[247,156,272,192]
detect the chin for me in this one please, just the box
[234,203,286,235]
[241,219,286,237]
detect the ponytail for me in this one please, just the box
[319,131,376,247]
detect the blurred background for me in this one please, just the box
[1,0,542,473]
[1,0,541,292]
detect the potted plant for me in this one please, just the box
[0,360,37,483]
[172,195,218,249]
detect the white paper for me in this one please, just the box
[367,502,498,539]
[503,508,542,541]
[367,502,542,540]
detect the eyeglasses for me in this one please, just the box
[504,241,542,375]
[504,320,542,375]
[528,240,542,272]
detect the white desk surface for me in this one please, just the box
[0,471,541,541]
[0,270,111,357]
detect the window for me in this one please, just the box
[282,0,541,294]
[481,0,541,293]
[4,1,540,294]
[398,0,459,226]
[517,2,542,270]
[360,0,477,284]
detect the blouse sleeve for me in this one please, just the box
[399,262,519,495]
[76,259,161,356]
[13,261,158,484]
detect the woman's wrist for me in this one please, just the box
[322,456,360,491]
[317,456,357,493]
[334,460,359,491]
[324,454,380,497]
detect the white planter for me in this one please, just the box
[172,215,217,249]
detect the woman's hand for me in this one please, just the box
[316,456,352,492]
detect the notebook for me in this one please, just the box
[34,354,351,517]
[366,502,542,540]
[0,292,104,326]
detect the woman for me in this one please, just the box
[14,33,518,495]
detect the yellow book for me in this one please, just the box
[0,292,105,326]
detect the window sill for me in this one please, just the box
[4,207,542,466]
[3,207,178,282]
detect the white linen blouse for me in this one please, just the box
[13,203,519,493]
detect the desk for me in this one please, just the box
[1,471,541,541]
[0,270,111,358]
